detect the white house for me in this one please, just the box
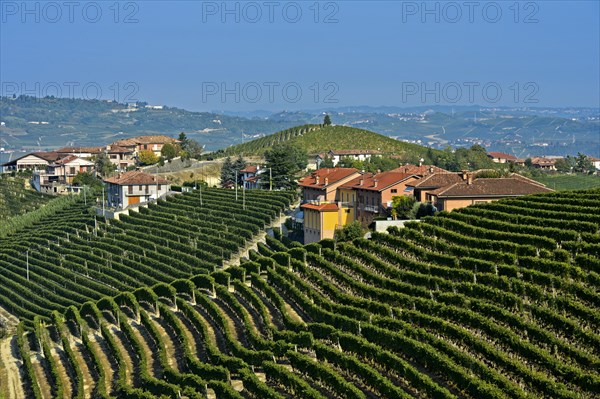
[240,165,265,189]
[32,155,95,194]
[317,149,382,167]
[104,171,170,209]
[1,152,62,172]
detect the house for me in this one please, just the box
[1,152,63,172]
[531,157,557,170]
[32,155,95,194]
[391,164,449,176]
[317,149,382,167]
[55,146,104,159]
[299,168,361,202]
[110,135,178,157]
[340,171,419,221]
[104,171,170,209]
[428,174,552,212]
[240,165,264,190]
[300,168,361,244]
[589,157,600,170]
[406,172,464,202]
[105,145,136,170]
[487,152,517,163]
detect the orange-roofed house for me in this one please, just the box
[428,175,552,212]
[240,165,264,190]
[104,171,170,209]
[391,164,449,176]
[343,171,419,222]
[110,135,179,157]
[487,152,518,163]
[406,172,465,202]
[299,168,361,244]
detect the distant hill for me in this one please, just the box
[0,96,304,152]
[217,124,439,160]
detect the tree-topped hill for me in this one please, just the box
[216,124,440,162]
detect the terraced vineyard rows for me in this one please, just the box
[0,188,295,328]
[1,188,599,398]
[0,176,51,220]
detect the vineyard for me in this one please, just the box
[1,188,600,398]
[0,175,51,220]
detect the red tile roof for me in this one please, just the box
[488,152,517,160]
[391,164,449,176]
[342,171,416,192]
[240,165,259,173]
[430,177,552,198]
[301,203,339,212]
[32,152,63,162]
[104,171,170,186]
[298,168,359,188]
[407,173,463,188]
[106,145,134,154]
[56,146,104,154]
[531,157,556,166]
[112,135,178,147]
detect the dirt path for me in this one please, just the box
[70,339,95,399]
[50,347,73,399]
[30,353,52,399]
[0,336,25,399]
[88,333,114,395]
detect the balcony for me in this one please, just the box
[362,205,380,213]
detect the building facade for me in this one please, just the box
[104,171,170,209]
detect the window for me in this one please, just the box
[391,189,397,194]
[158,184,162,190]
[345,209,350,213]
[139,185,142,191]
[144,144,148,150]
[69,167,76,175]
[128,185,133,194]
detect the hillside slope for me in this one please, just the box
[218,124,439,160]
[0,176,51,220]
[2,189,599,398]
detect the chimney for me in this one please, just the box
[359,177,364,186]
[467,173,473,185]
[429,166,434,173]
[373,179,379,188]
[315,176,320,185]
[324,177,329,185]
[461,170,469,180]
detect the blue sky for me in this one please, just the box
[1,1,599,111]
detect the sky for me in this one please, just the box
[1,1,599,112]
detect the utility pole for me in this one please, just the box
[243,181,246,210]
[269,168,272,191]
[26,250,29,281]
[102,183,105,216]
[83,185,87,205]
[235,170,238,201]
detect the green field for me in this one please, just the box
[533,174,600,191]
[1,188,599,399]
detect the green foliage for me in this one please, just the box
[323,114,332,126]
[264,143,308,190]
[334,221,364,242]
[72,172,102,191]
[160,143,179,160]
[93,152,115,177]
[220,156,235,187]
[390,196,416,220]
[532,174,600,191]
[138,150,159,165]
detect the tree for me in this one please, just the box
[555,156,575,173]
[335,221,363,242]
[94,152,115,177]
[524,158,533,168]
[390,196,416,220]
[264,143,308,190]
[323,114,332,126]
[72,172,102,191]
[185,139,204,159]
[178,132,189,149]
[138,150,159,165]
[161,143,178,161]
[574,153,594,174]
[319,156,334,168]
[220,157,235,187]
[233,156,247,185]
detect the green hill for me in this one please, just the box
[0,175,51,220]
[217,124,440,160]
